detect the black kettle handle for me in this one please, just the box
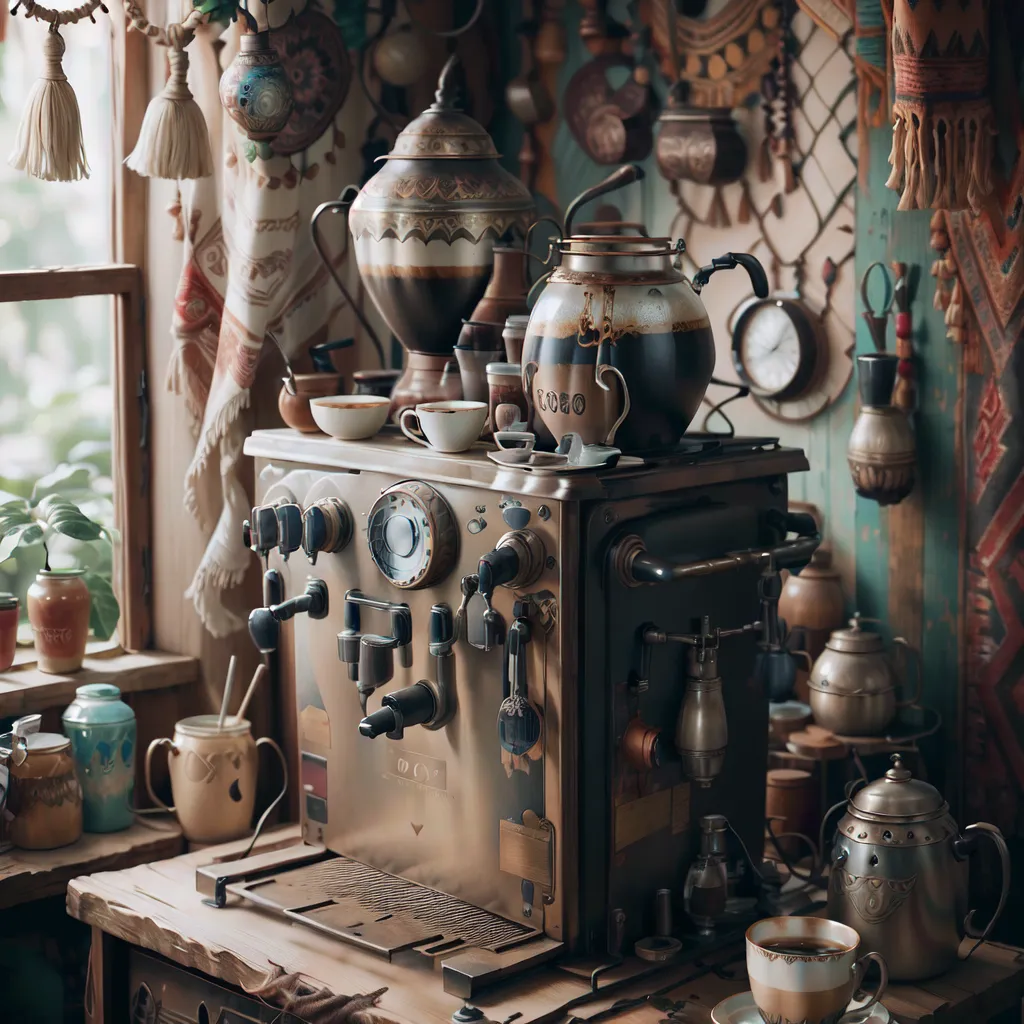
[692,252,769,298]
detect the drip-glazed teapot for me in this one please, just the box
[521,164,769,452]
[828,755,1010,980]
[807,615,921,736]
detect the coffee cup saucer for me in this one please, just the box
[711,991,890,1024]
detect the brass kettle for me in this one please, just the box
[828,754,1010,980]
[807,615,921,736]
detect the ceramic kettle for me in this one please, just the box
[807,615,921,736]
[828,754,1010,980]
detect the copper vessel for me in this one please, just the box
[779,547,846,661]
[346,55,533,403]
[828,755,1010,980]
[848,353,916,505]
[523,165,768,451]
[655,98,747,185]
[807,616,921,736]
[466,247,530,337]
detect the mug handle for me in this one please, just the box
[596,364,631,446]
[145,737,177,813]
[399,409,430,448]
[839,951,888,1024]
[253,737,289,835]
[522,361,539,432]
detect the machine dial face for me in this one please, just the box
[367,480,458,589]
[732,298,820,401]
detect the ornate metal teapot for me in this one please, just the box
[521,165,768,451]
[828,754,1010,981]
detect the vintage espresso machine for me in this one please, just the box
[207,429,818,1001]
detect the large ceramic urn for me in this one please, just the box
[348,55,534,411]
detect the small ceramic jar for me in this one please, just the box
[5,731,83,850]
[27,569,91,674]
[486,362,528,435]
[63,683,136,833]
[0,593,18,672]
[278,373,344,433]
[146,715,286,844]
[502,314,530,363]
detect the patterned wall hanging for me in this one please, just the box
[639,0,783,109]
[931,130,1024,834]
[886,0,995,214]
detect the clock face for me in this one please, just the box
[735,300,810,398]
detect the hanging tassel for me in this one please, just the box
[9,26,89,181]
[126,46,212,180]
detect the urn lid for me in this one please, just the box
[849,754,946,820]
[387,55,500,160]
[63,683,135,725]
[825,614,885,654]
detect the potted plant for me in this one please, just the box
[0,463,120,674]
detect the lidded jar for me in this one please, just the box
[348,54,534,360]
[0,592,18,672]
[63,683,136,833]
[27,568,91,674]
[807,616,921,736]
[828,754,1010,980]
[778,547,845,661]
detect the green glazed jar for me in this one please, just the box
[62,683,135,833]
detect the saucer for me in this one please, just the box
[711,992,890,1024]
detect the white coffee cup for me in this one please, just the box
[746,917,888,1024]
[400,400,488,453]
[310,395,390,440]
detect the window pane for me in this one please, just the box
[0,19,113,269]
[0,295,114,637]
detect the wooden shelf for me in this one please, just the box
[0,820,184,909]
[0,650,200,718]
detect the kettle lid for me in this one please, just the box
[387,55,499,160]
[827,614,885,654]
[850,754,946,819]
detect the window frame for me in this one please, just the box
[0,7,152,652]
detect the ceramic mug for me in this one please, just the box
[145,715,287,845]
[746,917,888,1024]
[400,400,488,453]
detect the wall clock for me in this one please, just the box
[728,294,841,421]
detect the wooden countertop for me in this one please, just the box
[0,819,183,909]
[66,826,1024,1024]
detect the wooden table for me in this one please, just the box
[67,827,1024,1024]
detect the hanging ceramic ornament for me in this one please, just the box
[9,23,90,181]
[219,30,294,158]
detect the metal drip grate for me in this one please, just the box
[232,855,538,957]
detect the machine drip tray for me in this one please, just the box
[228,854,543,961]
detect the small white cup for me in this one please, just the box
[310,395,390,440]
[400,400,488,453]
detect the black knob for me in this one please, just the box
[248,607,280,654]
[478,545,520,600]
[430,604,454,646]
[358,683,436,740]
[303,505,329,565]
[242,520,252,550]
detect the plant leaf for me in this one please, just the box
[31,463,96,503]
[49,514,104,541]
[0,522,44,564]
[83,572,120,641]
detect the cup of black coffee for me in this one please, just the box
[746,917,888,1024]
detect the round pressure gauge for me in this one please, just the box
[731,297,822,402]
[367,480,458,589]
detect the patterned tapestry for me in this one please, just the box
[933,132,1024,834]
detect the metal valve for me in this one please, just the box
[359,683,436,740]
[243,503,282,559]
[248,578,329,654]
[301,497,353,565]
[337,590,413,711]
[274,503,303,560]
[469,531,545,653]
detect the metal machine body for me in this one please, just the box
[237,428,810,995]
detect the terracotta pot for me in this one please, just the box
[468,247,530,330]
[779,547,846,662]
[765,767,816,860]
[0,593,17,672]
[848,354,916,506]
[27,569,90,674]
[146,715,287,845]
[6,731,83,850]
[278,372,344,433]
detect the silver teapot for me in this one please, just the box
[827,754,1010,981]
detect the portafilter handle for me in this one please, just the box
[248,578,329,654]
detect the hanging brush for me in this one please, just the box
[9,19,91,181]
